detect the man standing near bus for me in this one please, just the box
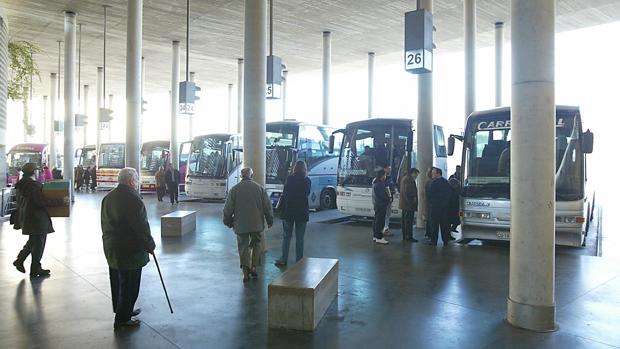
[372,170,390,244]
[427,167,452,245]
[399,168,420,242]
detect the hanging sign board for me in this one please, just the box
[404,9,433,74]
[266,55,282,99]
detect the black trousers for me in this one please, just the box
[401,209,415,239]
[109,268,142,323]
[156,187,165,201]
[168,184,178,203]
[429,209,451,245]
[16,234,47,272]
[373,206,387,239]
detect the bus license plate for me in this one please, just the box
[497,231,510,240]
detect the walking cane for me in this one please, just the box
[152,252,174,314]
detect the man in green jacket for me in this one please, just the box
[223,167,274,282]
[13,163,68,277]
[101,167,156,329]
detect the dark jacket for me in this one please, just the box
[448,186,460,224]
[399,175,418,211]
[101,184,156,270]
[428,176,452,214]
[281,174,311,222]
[165,168,180,185]
[15,177,61,235]
[372,178,390,211]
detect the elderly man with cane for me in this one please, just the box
[223,167,274,282]
[101,167,156,329]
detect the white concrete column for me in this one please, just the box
[237,58,244,134]
[416,0,434,228]
[50,73,57,168]
[83,85,89,146]
[43,95,48,144]
[243,0,267,186]
[96,66,103,163]
[125,0,142,173]
[227,83,233,132]
[464,0,476,119]
[508,0,556,332]
[495,22,504,107]
[322,31,331,125]
[367,52,375,119]
[107,93,114,142]
[282,70,288,120]
[189,71,195,139]
[170,40,180,169]
[63,11,76,191]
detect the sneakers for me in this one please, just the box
[373,237,389,244]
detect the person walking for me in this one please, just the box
[223,168,274,282]
[399,168,420,242]
[275,161,311,267]
[101,167,156,329]
[83,166,91,191]
[75,165,84,190]
[155,166,166,202]
[42,165,53,182]
[165,164,180,204]
[382,165,395,236]
[90,165,97,191]
[12,163,68,277]
[372,169,390,244]
[427,167,452,246]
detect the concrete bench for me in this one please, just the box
[161,210,196,237]
[268,257,339,331]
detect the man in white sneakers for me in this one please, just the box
[372,170,390,244]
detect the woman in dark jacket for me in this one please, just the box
[275,161,311,266]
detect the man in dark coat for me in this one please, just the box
[90,165,97,190]
[165,164,180,204]
[372,169,390,244]
[13,163,68,277]
[101,167,156,329]
[427,167,453,245]
[399,168,420,242]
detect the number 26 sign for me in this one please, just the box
[404,49,432,73]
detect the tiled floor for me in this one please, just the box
[0,190,618,349]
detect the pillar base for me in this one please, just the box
[507,297,557,332]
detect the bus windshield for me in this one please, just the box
[188,136,227,178]
[464,113,583,200]
[98,144,125,169]
[8,152,42,175]
[266,124,298,184]
[338,122,409,187]
[79,149,97,168]
[141,146,168,174]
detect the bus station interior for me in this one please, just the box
[1,0,620,348]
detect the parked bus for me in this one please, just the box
[224,134,243,190]
[332,118,447,219]
[6,143,49,186]
[185,134,231,200]
[75,145,97,169]
[97,143,125,190]
[140,140,170,192]
[448,105,594,247]
[266,121,340,210]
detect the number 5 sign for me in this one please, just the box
[404,49,432,73]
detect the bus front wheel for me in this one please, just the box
[320,189,336,210]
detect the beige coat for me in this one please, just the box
[223,179,274,234]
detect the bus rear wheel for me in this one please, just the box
[320,189,336,210]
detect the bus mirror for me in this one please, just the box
[406,130,413,153]
[448,136,455,156]
[328,135,335,153]
[582,129,594,154]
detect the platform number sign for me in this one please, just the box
[266,83,281,99]
[405,49,432,73]
[179,103,195,115]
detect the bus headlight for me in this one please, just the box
[465,211,491,220]
[556,216,585,224]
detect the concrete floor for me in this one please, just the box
[1,191,619,349]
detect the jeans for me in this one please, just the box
[373,206,387,239]
[109,268,142,323]
[236,232,262,270]
[280,219,307,263]
[16,234,47,273]
[384,201,392,230]
[401,209,415,239]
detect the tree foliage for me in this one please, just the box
[8,40,41,101]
